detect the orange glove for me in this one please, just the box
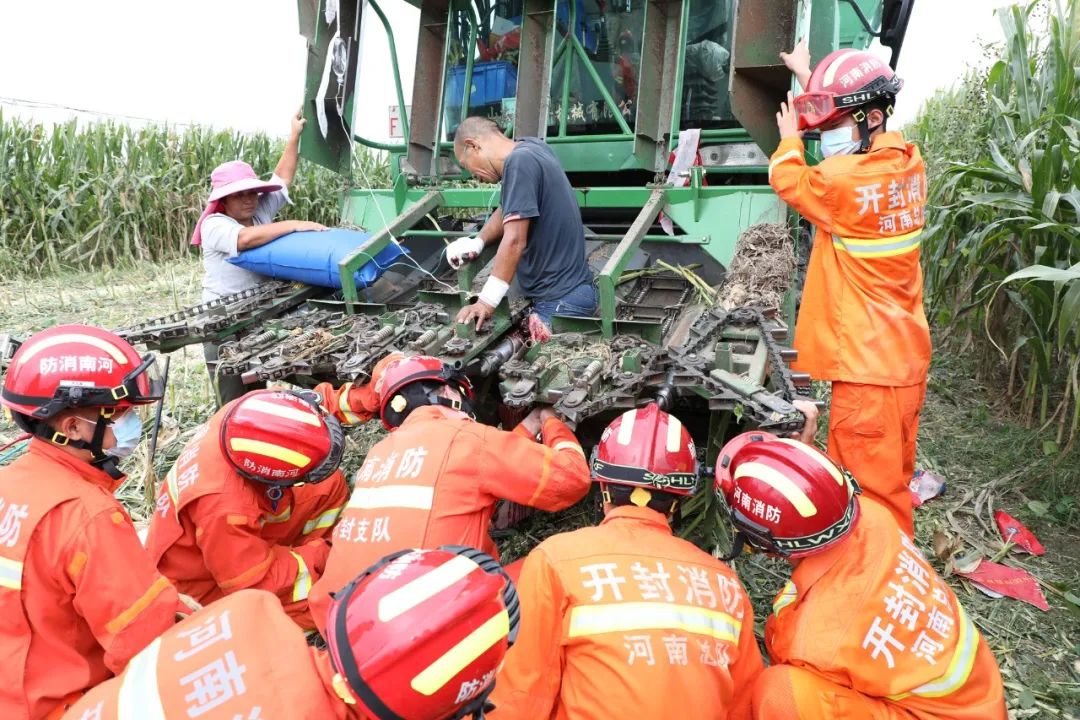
[314,352,404,426]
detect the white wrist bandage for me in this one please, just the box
[478,277,510,308]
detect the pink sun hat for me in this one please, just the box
[207,160,284,201]
[190,161,284,246]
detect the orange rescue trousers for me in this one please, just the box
[827,381,926,535]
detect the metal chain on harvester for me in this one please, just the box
[665,305,811,434]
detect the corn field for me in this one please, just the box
[0,114,391,277]
[909,1,1080,450]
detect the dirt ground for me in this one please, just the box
[1,258,1077,717]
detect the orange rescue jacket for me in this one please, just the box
[0,440,178,720]
[146,408,348,631]
[62,589,367,720]
[314,351,403,426]
[308,407,590,633]
[765,497,1006,718]
[490,505,764,720]
[769,132,931,386]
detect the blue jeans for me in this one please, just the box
[531,283,599,325]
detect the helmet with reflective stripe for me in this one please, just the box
[220,389,344,487]
[2,324,164,422]
[326,546,519,720]
[794,49,903,131]
[715,432,860,559]
[378,355,475,430]
[593,404,698,513]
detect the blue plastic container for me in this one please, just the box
[445,61,518,108]
[228,228,407,290]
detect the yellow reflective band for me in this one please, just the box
[553,440,586,458]
[0,556,23,590]
[117,637,167,720]
[832,230,922,258]
[379,554,479,622]
[734,462,818,518]
[774,439,844,486]
[16,333,130,366]
[410,609,509,696]
[568,602,741,642]
[303,505,344,535]
[768,149,803,181]
[616,409,637,445]
[666,416,683,453]
[772,580,798,616]
[242,397,322,427]
[348,485,434,511]
[228,438,312,468]
[291,552,313,602]
[890,603,979,700]
[264,505,293,524]
[337,383,362,425]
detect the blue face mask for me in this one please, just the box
[106,411,144,459]
[820,126,861,158]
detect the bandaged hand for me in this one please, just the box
[445,235,485,269]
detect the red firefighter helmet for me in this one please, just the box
[326,546,519,720]
[378,355,474,430]
[2,324,164,426]
[220,389,345,486]
[593,403,699,497]
[715,432,860,559]
[794,49,903,130]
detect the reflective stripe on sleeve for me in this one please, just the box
[117,637,167,720]
[303,505,345,535]
[768,149,803,181]
[337,383,362,425]
[290,551,313,602]
[552,440,586,458]
[0,556,23,590]
[889,603,979,700]
[568,602,741,643]
[772,580,797,616]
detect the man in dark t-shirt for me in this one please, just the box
[450,117,596,341]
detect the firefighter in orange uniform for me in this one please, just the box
[0,325,181,720]
[490,404,764,719]
[770,43,930,534]
[312,352,404,427]
[308,355,590,635]
[64,546,519,720]
[715,432,1007,719]
[146,389,351,631]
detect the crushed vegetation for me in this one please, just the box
[716,222,797,311]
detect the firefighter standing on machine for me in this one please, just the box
[769,42,931,535]
[490,404,764,719]
[715,432,1006,719]
[145,388,354,631]
[307,354,591,634]
[64,547,519,720]
[0,325,184,720]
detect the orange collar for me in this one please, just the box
[600,505,673,534]
[398,404,473,428]
[789,500,866,593]
[27,437,124,492]
[869,130,907,152]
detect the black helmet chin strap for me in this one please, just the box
[719,531,747,562]
[852,100,894,153]
[26,412,124,480]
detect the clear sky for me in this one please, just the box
[0,0,1007,140]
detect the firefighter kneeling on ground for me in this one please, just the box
[64,546,519,720]
[0,325,186,720]
[308,354,592,635]
[489,403,764,719]
[715,432,1007,720]
[146,389,352,631]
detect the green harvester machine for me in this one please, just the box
[119,0,914,528]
